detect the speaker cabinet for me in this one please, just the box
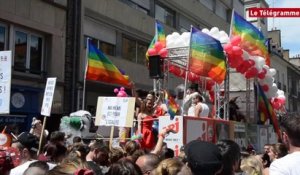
[148,56,164,79]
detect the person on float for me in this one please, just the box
[182,83,199,115]
[187,93,209,118]
[137,97,156,151]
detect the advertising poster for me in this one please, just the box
[184,117,215,143]
[0,51,12,114]
[159,116,183,156]
[215,120,230,142]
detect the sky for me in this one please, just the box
[265,0,300,58]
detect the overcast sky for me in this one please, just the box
[266,0,300,57]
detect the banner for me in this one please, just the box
[159,116,183,156]
[0,51,12,114]
[41,78,57,116]
[95,97,135,127]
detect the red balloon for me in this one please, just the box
[262,85,269,92]
[224,43,233,54]
[232,46,243,56]
[248,59,255,66]
[154,42,163,52]
[147,48,157,56]
[158,48,168,58]
[231,36,242,46]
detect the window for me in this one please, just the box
[155,4,175,27]
[119,0,150,14]
[179,15,195,32]
[85,36,116,56]
[122,36,148,65]
[14,29,44,74]
[0,25,7,51]
[199,0,214,10]
[216,1,228,21]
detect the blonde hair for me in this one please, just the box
[240,156,263,175]
[153,158,186,175]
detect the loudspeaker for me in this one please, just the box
[148,56,164,79]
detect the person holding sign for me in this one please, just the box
[137,97,156,151]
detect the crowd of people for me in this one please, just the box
[0,85,299,175]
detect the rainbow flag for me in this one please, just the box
[164,90,179,120]
[256,83,281,141]
[189,27,226,84]
[86,40,131,87]
[146,20,166,60]
[231,11,270,65]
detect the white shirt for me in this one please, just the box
[9,160,56,175]
[269,151,300,175]
[199,103,209,117]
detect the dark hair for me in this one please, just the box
[124,141,140,156]
[216,139,241,175]
[281,115,300,147]
[43,143,67,163]
[161,148,174,160]
[50,131,65,143]
[107,159,142,175]
[73,136,82,143]
[261,153,271,168]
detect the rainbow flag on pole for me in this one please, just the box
[189,27,226,84]
[145,20,166,60]
[86,40,131,87]
[164,90,179,120]
[256,83,281,140]
[231,11,270,65]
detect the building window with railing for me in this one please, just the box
[14,29,44,75]
[122,36,148,65]
[155,3,175,27]
[199,0,214,11]
[216,1,229,21]
[119,0,150,14]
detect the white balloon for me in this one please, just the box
[242,50,250,60]
[220,36,229,44]
[263,76,274,86]
[219,31,229,38]
[210,27,219,35]
[202,28,210,34]
[269,68,277,76]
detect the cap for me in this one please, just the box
[184,140,222,174]
[17,132,39,152]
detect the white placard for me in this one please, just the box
[41,78,57,116]
[95,97,135,127]
[159,116,183,156]
[0,51,12,114]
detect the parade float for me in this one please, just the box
[145,11,286,153]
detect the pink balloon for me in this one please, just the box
[232,46,243,56]
[231,36,242,46]
[224,44,233,54]
[147,48,158,56]
[158,48,168,58]
[154,42,163,52]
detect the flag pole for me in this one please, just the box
[183,25,193,100]
[82,38,89,110]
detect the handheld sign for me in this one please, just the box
[41,78,56,116]
[0,51,12,114]
[95,97,135,127]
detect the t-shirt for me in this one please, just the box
[269,151,300,175]
[199,103,209,117]
[9,160,56,175]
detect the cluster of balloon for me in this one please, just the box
[201,27,230,44]
[147,41,168,58]
[169,64,201,82]
[166,32,190,48]
[223,36,286,109]
[114,87,128,97]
